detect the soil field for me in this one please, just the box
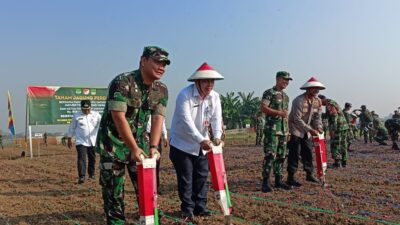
[0,139,399,225]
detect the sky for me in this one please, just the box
[1,0,400,134]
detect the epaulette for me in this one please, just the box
[154,80,167,88]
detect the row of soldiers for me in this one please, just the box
[256,99,400,152]
[256,71,400,193]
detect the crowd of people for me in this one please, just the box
[60,45,400,224]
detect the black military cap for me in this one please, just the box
[81,100,91,109]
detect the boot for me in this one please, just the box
[341,160,347,168]
[333,159,341,168]
[275,175,292,190]
[261,177,273,193]
[287,172,302,187]
[306,173,319,183]
[347,143,352,152]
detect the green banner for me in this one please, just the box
[27,86,107,125]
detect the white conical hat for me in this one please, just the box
[300,76,326,90]
[187,63,224,81]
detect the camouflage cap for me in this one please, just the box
[142,46,170,65]
[276,71,292,80]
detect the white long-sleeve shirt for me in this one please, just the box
[170,83,223,156]
[146,115,168,139]
[68,110,101,147]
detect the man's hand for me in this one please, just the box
[163,138,169,148]
[310,129,319,136]
[130,147,146,162]
[67,138,72,149]
[150,147,161,160]
[280,110,288,118]
[213,138,221,146]
[330,131,335,139]
[200,140,212,151]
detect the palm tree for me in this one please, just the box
[220,92,240,129]
[238,91,261,128]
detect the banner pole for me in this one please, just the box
[29,126,33,159]
[38,139,40,158]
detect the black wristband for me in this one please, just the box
[150,145,159,150]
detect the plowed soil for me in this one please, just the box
[0,139,399,225]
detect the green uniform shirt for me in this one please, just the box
[96,70,168,162]
[325,99,349,131]
[261,86,289,136]
[376,124,388,138]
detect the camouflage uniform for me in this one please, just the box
[325,99,349,167]
[373,120,388,145]
[350,114,359,139]
[384,118,400,150]
[370,111,380,142]
[358,106,373,143]
[255,113,265,145]
[96,70,168,224]
[393,111,400,119]
[261,86,289,180]
[342,109,354,147]
[321,113,329,139]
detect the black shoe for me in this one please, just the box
[306,174,319,183]
[194,210,211,217]
[78,178,85,184]
[275,176,292,190]
[287,179,302,187]
[261,178,273,193]
[287,174,302,187]
[181,213,194,222]
[341,160,347,167]
[333,159,341,168]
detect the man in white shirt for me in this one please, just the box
[68,100,101,184]
[169,63,224,222]
[146,115,168,193]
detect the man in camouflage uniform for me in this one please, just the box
[96,46,170,225]
[260,71,292,192]
[319,95,349,168]
[321,112,329,139]
[255,112,265,146]
[354,105,373,144]
[370,111,380,141]
[385,118,400,150]
[343,102,354,151]
[372,119,388,145]
[393,110,400,119]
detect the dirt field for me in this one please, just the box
[0,139,399,225]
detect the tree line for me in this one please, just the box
[220,91,261,129]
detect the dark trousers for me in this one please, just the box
[169,145,209,215]
[76,145,96,179]
[287,135,314,175]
